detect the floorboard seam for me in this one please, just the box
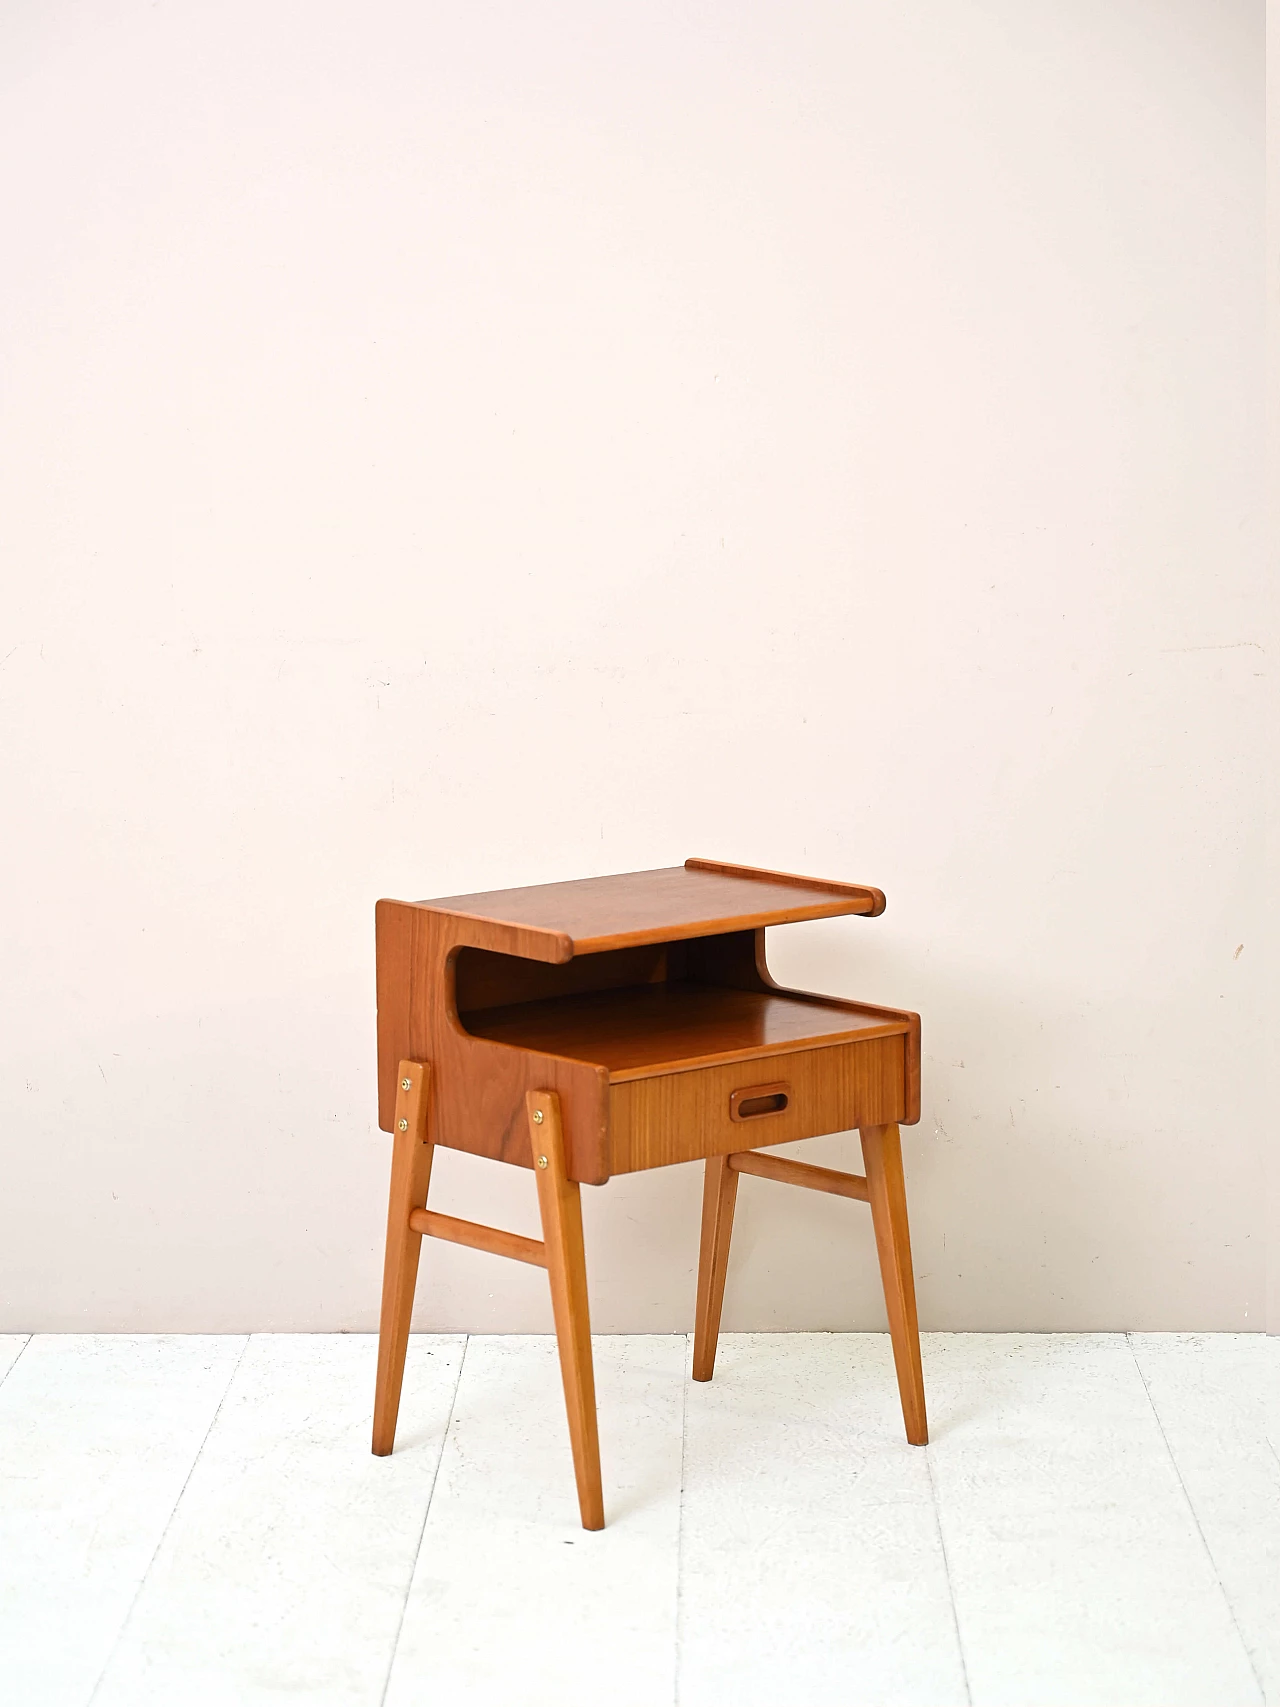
[1126,1332,1265,1704]
[85,1332,251,1707]
[925,1442,973,1706]
[378,1334,469,1707]
[0,1334,32,1392]
[673,1332,691,1707]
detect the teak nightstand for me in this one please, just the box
[372,859,926,1529]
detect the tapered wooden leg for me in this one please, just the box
[860,1122,928,1444]
[526,1090,604,1530]
[692,1155,740,1381]
[372,1061,434,1456]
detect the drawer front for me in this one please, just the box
[608,1034,907,1175]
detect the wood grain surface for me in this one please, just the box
[692,1155,739,1382]
[862,1122,929,1445]
[372,1061,434,1457]
[527,1090,604,1529]
[463,983,908,1079]
[608,1035,906,1173]
[377,866,921,1185]
[376,899,611,1181]
[407,1209,547,1268]
[419,861,882,956]
[728,1149,871,1201]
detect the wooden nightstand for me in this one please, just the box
[372,859,926,1529]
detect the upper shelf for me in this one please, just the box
[414,859,886,962]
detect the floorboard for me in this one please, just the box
[0,1335,246,1707]
[1129,1332,1277,1705]
[0,1332,1269,1707]
[93,1335,465,1707]
[677,1332,968,1707]
[384,1334,685,1707]
[924,1333,1262,1707]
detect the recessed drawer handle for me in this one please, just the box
[730,1082,791,1121]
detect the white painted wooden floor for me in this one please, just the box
[0,1333,1273,1707]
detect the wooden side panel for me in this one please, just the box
[376,900,611,1184]
[375,899,416,1132]
[609,1034,907,1174]
[902,1010,921,1124]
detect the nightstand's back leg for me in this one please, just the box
[692,1155,740,1381]
[526,1090,604,1530]
[860,1122,928,1444]
[372,1060,435,1456]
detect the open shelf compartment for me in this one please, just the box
[461,980,909,1081]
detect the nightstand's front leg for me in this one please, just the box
[526,1090,604,1530]
[373,1060,435,1456]
[861,1122,928,1444]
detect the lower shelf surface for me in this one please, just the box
[461,981,908,1080]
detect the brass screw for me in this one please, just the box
[401,1077,412,1091]
[398,1118,408,1131]
[537,1155,548,1169]
[532,1109,544,1124]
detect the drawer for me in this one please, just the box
[607,1033,907,1175]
